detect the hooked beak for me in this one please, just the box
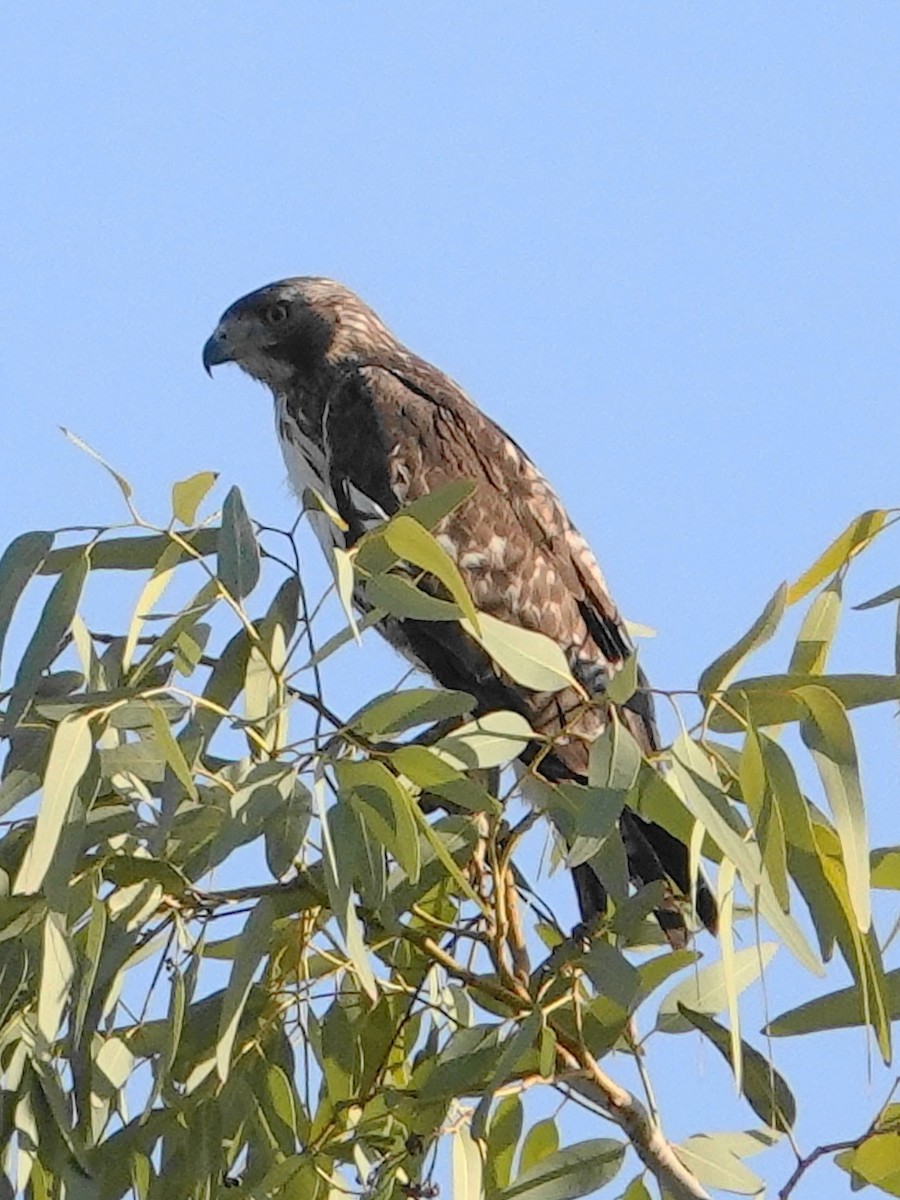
[202,329,233,375]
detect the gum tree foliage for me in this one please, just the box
[0,450,898,1200]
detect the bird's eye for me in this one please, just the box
[264,302,291,326]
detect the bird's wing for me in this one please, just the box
[323,360,715,936]
[322,360,655,764]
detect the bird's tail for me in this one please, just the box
[572,810,717,948]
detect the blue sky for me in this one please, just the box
[3,5,900,1196]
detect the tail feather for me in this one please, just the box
[572,811,717,945]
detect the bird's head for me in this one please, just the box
[202,277,397,390]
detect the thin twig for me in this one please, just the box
[779,1076,900,1199]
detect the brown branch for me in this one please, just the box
[777,1137,866,1199]
[553,1036,711,1200]
[503,864,531,983]
[778,1076,900,1199]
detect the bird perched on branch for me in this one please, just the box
[203,278,716,944]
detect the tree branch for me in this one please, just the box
[553,1036,711,1200]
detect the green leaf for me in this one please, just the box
[618,1177,651,1200]
[739,725,789,912]
[698,583,786,701]
[391,744,500,814]
[841,1132,900,1194]
[872,847,900,889]
[669,735,762,887]
[789,582,841,675]
[37,909,75,1044]
[519,1119,559,1177]
[854,582,900,610]
[498,1139,625,1200]
[339,760,420,885]
[5,552,88,727]
[589,720,642,792]
[765,966,900,1037]
[787,509,888,604]
[185,623,252,745]
[657,943,778,1034]
[264,781,311,879]
[0,530,53,672]
[761,734,843,954]
[38,528,220,574]
[217,485,260,601]
[674,1135,765,1195]
[581,940,639,1010]
[605,653,638,706]
[122,541,184,672]
[364,572,463,621]
[402,478,476,530]
[436,710,533,770]
[0,727,49,815]
[384,514,480,628]
[305,607,384,667]
[452,1122,484,1200]
[343,890,378,1002]
[15,712,94,895]
[472,1009,542,1139]
[534,780,624,867]
[162,966,187,1085]
[463,612,579,694]
[333,545,361,642]
[707,671,900,732]
[797,684,871,932]
[350,687,475,738]
[148,703,198,801]
[62,428,134,505]
[99,737,166,784]
[216,896,275,1081]
[171,471,218,526]
[264,1062,304,1151]
[419,1024,502,1101]
[132,578,220,686]
[634,949,699,1005]
[72,895,106,1045]
[677,1005,796,1130]
[487,1095,523,1194]
[95,1034,135,1094]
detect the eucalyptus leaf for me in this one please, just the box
[218,485,260,601]
[15,713,94,895]
[674,1135,765,1195]
[6,553,88,727]
[384,514,480,628]
[657,943,778,1034]
[497,1139,625,1200]
[709,672,900,732]
[798,684,871,932]
[0,530,54,672]
[765,967,900,1037]
[677,1005,796,1130]
[216,897,275,1081]
[463,612,578,694]
[787,509,888,605]
[39,528,220,575]
[171,471,218,526]
[350,686,475,738]
[436,710,533,770]
[365,572,463,621]
[698,583,786,702]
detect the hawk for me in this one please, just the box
[203,278,716,943]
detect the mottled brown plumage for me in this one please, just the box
[203,278,716,940]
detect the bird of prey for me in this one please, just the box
[203,278,716,943]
